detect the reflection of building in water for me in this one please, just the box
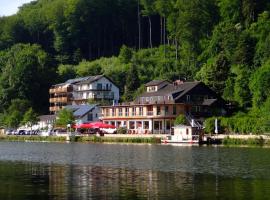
[46,164,162,199]
[48,165,70,199]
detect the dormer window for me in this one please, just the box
[147,86,157,92]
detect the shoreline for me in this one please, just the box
[1,134,270,146]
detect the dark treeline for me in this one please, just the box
[0,0,270,133]
[0,0,162,62]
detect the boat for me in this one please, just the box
[161,125,204,144]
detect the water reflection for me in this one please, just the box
[0,161,270,200]
[0,142,270,199]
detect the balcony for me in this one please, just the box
[49,88,56,94]
[147,111,154,116]
[74,93,114,101]
[49,97,69,103]
[49,106,61,112]
[49,87,72,94]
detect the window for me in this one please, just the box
[111,121,115,126]
[132,107,136,116]
[97,83,102,90]
[144,121,149,129]
[166,120,172,130]
[146,97,149,102]
[186,95,190,102]
[157,106,161,115]
[139,107,143,116]
[117,121,121,128]
[112,108,115,116]
[173,105,177,115]
[105,109,109,116]
[119,108,122,116]
[154,121,162,130]
[165,106,169,115]
[87,113,93,121]
[136,121,142,129]
[125,108,129,116]
[129,121,135,129]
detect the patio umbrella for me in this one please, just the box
[88,122,116,129]
[74,122,116,129]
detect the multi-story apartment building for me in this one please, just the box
[99,80,226,134]
[49,75,119,113]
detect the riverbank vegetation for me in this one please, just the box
[0,0,270,133]
[0,135,161,144]
[222,136,270,146]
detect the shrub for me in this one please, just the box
[174,114,187,125]
[117,127,127,134]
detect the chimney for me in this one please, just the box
[173,79,184,86]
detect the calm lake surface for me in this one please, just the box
[0,142,270,199]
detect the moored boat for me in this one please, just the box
[161,125,204,144]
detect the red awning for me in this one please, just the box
[74,122,116,129]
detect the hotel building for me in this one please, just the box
[100,80,226,134]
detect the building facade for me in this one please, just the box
[65,104,100,125]
[100,80,226,134]
[49,75,119,113]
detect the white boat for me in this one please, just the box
[161,125,203,144]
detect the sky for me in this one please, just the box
[0,0,33,16]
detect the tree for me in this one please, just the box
[196,53,230,95]
[0,43,56,113]
[119,45,133,64]
[140,0,156,48]
[233,65,252,108]
[56,108,75,127]
[124,64,140,101]
[21,108,39,131]
[250,60,270,108]
[174,114,187,125]
[2,99,30,129]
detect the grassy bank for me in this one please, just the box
[222,136,270,146]
[0,135,67,142]
[71,136,161,143]
[0,135,161,144]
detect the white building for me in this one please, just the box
[73,75,119,104]
[49,75,119,113]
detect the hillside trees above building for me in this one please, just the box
[0,43,56,113]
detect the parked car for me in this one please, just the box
[5,129,14,135]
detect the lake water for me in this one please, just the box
[0,142,270,199]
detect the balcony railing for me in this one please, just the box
[49,87,72,94]
[101,110,176,118]
[49,97,68,103]
[49,106,61,112]
[147,111,153,116]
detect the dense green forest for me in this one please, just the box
[0,0,270,133]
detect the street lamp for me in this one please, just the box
[66,124,71,141]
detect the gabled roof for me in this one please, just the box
[145,80,170,87]
[65,104,97,118]
[139,81,201,98]
[75,75,104,85]
[66,76,90,84]
[53,76,91,86]
[39,115,56,121]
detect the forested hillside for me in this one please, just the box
[0,0,270,132]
